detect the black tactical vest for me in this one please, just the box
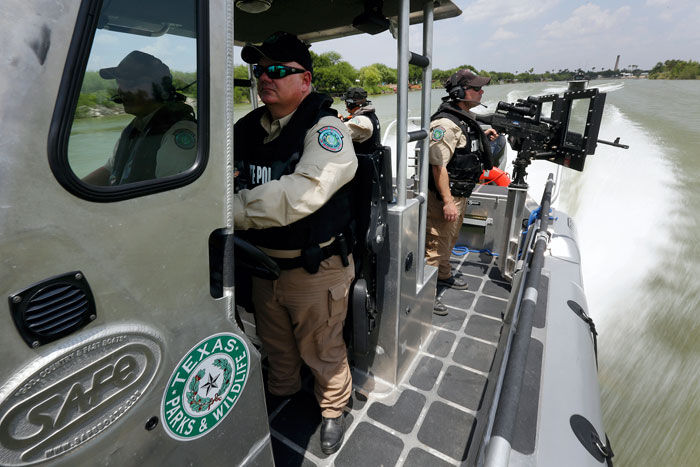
[428,102,493,199]
[234,92,354,250]
[350,105,381,155]
[110,102,196,185]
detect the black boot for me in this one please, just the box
[320,414,345,454]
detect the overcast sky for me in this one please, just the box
[308,0,700,73]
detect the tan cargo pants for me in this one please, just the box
[252,254,355,418]
[425,190,467,280]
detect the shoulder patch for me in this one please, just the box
[173,129,196,150]
[431,126,446,142]
[317,125,344,152]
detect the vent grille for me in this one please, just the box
[9,271,96,348]
[26,284,90,335]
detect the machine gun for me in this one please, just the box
[474,87,628,186]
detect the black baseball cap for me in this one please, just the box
[445,69,490,91]
[343,87,368,102]
[241,31,313,75]
[99,51,171,81]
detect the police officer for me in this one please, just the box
[233,31,357,455]
[82,51,197,186]
[426,69,498,315]
[341,87,381,153]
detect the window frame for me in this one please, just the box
[48,0,210,202]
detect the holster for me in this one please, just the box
[301,245,323,274]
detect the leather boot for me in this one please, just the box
[433,298,448,316]
[320,414,345,454]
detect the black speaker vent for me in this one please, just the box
[9,271,96,348]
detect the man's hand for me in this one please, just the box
[442,198,459,222]
[485,128,499,141]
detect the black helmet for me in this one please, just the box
[343,87,368,106]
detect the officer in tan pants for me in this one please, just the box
[233,31,357,455]
[426,69,497,315]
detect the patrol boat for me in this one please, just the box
[1,0,615,465]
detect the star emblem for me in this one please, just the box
[201,372,220,397]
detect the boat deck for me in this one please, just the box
[250,250,512,466]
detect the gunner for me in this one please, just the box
[426,69,498,315]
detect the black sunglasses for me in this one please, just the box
[253,64,307,79]
[466,85,482,92]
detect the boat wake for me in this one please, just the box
[556,103,679,323]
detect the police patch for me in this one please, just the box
[431,126,446,142]
[173,129,196,150]
[317,126,344,152]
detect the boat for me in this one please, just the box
[0,0,618,465]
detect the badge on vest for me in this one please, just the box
[173,129,196,150]
[317,126,344,152]
[431,126,446,142]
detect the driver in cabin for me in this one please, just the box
[341,86,381,153]
[426,69,498,315]
[82,51,197,186]
[233,31,357,455]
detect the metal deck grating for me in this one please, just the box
[264,250,511,466]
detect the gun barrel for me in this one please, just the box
[597,138,629,149]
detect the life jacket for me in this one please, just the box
[234,92,354,250]
[428,102,493,199]
[479,167,511,186]
[110,102,196,185]
[350,105,382,155]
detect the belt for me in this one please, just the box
[257,237,335,259]
[269,239,341,271]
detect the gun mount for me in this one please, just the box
[475,86,628,280]
[475,87,627,186]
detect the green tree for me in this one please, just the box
[359,65,382,94]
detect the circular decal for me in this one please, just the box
[317,126,344,152]
[173,129,196,150]
[161,333,249,441]
[431,126,446,142]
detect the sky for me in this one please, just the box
[308,0,700,73]
[87,0,700,74]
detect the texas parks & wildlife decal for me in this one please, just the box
[161,333,249,440]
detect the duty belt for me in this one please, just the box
[257,233,350,274]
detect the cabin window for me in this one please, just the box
[50,0,207,200]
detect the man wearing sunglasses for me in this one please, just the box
[426,69,498,315]
[82,51,197,186]
[341,86,381,154]
[233,31,357,455]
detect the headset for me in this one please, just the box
[448,85,466,101]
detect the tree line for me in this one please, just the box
[648,60,700,79]
[76,55,699,112]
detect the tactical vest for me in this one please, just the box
[428,102,493,199]
[110,102,196,185]
[234,92,354,250]
[351,105,381,155]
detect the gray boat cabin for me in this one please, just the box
[0,0,612,465]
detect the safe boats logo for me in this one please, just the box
[161,333,249,440]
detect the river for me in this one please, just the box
[72,80,700,465]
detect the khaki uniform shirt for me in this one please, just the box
[234,109,357,230]
[346,114,374,143]
[428,117,468,167]
[105,110,197,179]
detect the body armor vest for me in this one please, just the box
[351,105,381,154]
[428,102,493,199]
[234,92,354,250]
[111,102,196,185]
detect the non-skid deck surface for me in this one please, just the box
[264,251,511,466]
